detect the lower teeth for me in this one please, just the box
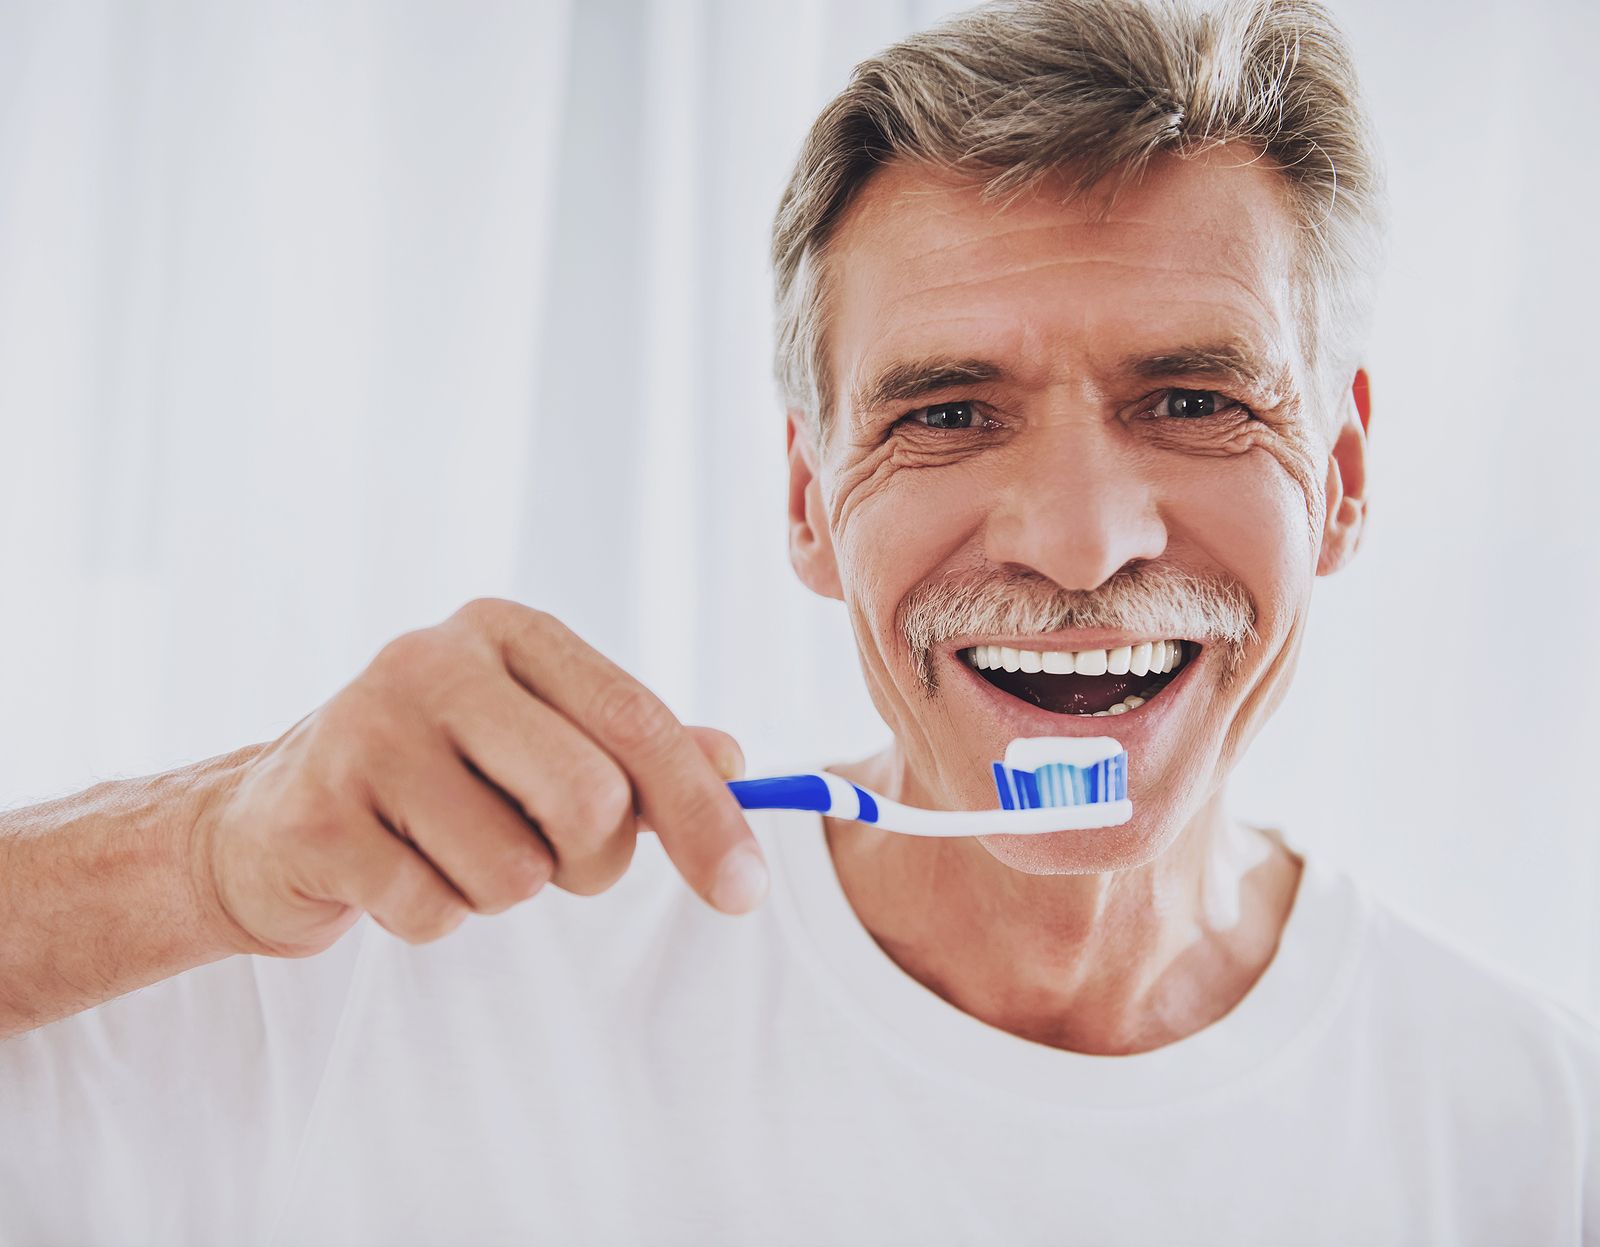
[1083,677,1170,718]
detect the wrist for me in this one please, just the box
[175,742,271,959]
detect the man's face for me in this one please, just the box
[787,147,1369,874]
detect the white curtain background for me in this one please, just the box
[1,0,1596,1019]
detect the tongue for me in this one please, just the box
[981,668,1144,715]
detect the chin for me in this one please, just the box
[975,806,1186,875]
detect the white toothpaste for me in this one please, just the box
[1003,735,1125,773]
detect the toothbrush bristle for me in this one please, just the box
[991,739,1128,809]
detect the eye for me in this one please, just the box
[904,400,981,430]
[1151,389,1248,420]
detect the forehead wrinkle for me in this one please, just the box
[855,175,1288,258]
[897,217,1278,267]
[884,218,1124,267]
[865,251,1292,348]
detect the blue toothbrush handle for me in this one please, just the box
[728,774,882,823]
[726,774,836,813]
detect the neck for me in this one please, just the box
[822,748,1302,1055]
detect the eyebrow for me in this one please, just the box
[1123,342,1290,397]
[850,357,1008,414]
[848,341,1292,418]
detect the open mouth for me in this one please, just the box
[958,640,1199,717]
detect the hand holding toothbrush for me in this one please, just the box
[196,599,769,959]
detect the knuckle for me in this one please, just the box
[476,847,552,913]
[457,601,571,682]
[373,627,448,677]
[306,711,391,796]
[511,604,559,636]
[553,832,637,897]
[501,606,565,668]
[564,766,634,839]
[398,900,468,945]
[590,681,677,754]
[363,632,456,712]
[452,597,513,630]
[457,598,560,645]
[380,862,469,942]
[373,853,419,907]
[364,626,490,723]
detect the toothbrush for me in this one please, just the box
[726,736,1131,836]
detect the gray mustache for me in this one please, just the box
[897,563,1257,693]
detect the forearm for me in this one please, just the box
[0,745,263,1039]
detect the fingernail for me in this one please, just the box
[717,747,746,781]
[710,844,769,915]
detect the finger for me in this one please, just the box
[467,605,766,915]
[295,804,473,945]
[636,726,746,836]
[372,746,557,915]
[434,684,641,897]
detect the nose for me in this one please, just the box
[983,419,1169,590]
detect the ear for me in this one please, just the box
[786,410,844,601]
[1316,367,1372,577]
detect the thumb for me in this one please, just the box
[683,725,746,782]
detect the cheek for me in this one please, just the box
[831,459,990,620]
[1168,448,1314,635]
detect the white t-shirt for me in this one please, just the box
[2,809,1597,1245]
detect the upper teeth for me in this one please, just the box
[964,640,1185,675]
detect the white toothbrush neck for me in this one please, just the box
[839,787,1132,838]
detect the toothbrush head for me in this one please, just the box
[991,736,1128,811]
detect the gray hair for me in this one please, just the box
[771,0,1386,434]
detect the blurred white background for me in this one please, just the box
[1,0,1595,1018]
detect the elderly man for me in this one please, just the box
[2,0,1596,1241]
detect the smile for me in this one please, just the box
[957,640,1198,717]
